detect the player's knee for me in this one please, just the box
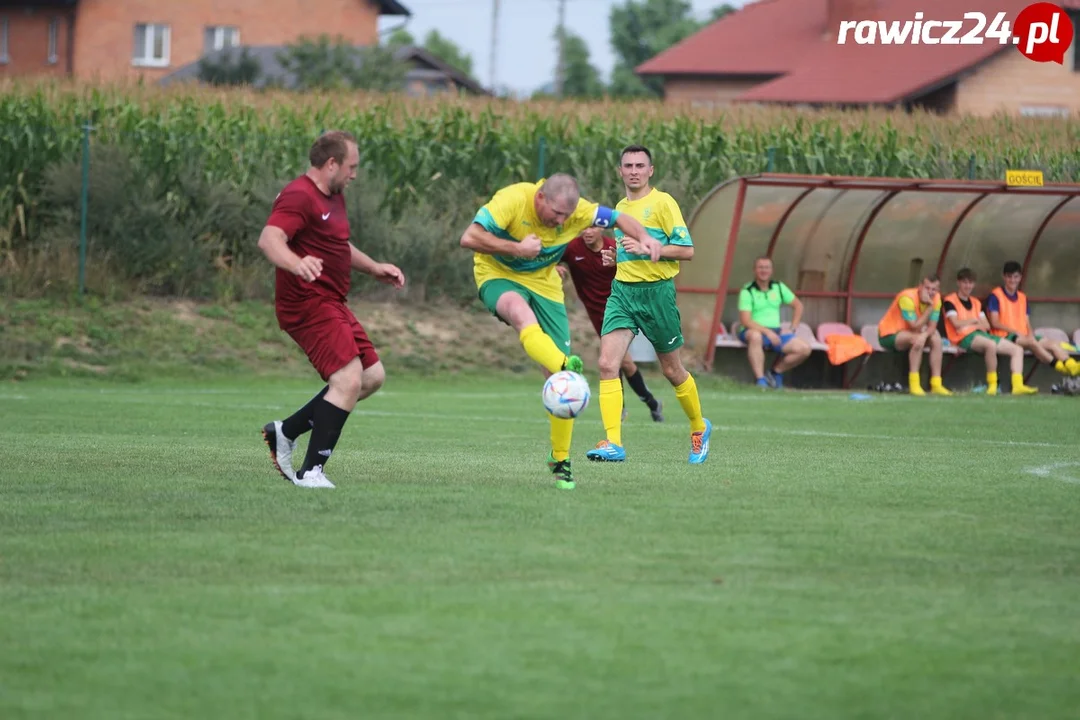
[363,362,386,393]
[790,339,811,358]
[745,329,762,346]
[659,357,686,383]
[496,293,532,329]
[328,360,367,399]
[598,353,621,376]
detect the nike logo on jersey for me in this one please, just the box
[574,256,585,261]
[322,212,331,220]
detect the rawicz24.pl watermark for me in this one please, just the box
[836,2,1076,64]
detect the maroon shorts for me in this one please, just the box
[277,300,379,381]
[586,307,606,337]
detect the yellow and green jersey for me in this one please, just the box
[471,179,619,303]
[613,187,692,284]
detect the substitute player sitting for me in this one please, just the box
[877,274,952,396]
[460,173,652,490]
[987,261,1079,378]
[737,256,811,388]
[943,268,1036,395]
[586,144,712,465]
[558,226,664,422]
[259,130,406,489]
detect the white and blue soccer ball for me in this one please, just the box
[542,370,591,419]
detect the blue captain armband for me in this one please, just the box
[593,206,619,228]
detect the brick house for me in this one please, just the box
[0,0,410,81]
[636,0,1080,116]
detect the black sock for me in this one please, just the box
[296,398,351,477]
[626,369,658,410]
[280,385,328,440]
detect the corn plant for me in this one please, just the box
[2,78,1079,247]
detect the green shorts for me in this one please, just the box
[601,278,684,352]
[1005,333,1041,343]
[958,330,1000,351]
[478,278,571,353]
[879,332,898,351]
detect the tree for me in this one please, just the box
[422,29,474,79]
[710,3,737,22]
[608,0,739,98]
[385,27,416,51]
[355,44,411,91]
[276,35,407,92]
[556,28,605,99]
[197,47,262,87]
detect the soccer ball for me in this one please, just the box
[542,370,591,419]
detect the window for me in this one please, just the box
[1,18,8,64]
[1020,106,1069,118]
[1070,11,1080,71]
[47,17,58,64]
[204,25,239,54]
[132,23,170,67]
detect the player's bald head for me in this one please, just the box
[542,173,580,207]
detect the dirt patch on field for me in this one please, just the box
[346,299,603,374]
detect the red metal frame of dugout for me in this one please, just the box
[699,173,1080,373]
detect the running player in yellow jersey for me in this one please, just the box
[459,173,653,489]
[585,145,712,465]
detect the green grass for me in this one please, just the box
[2,375,1079,719]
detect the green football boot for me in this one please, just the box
[547,452,575,490]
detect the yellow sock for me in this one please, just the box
[598,378,624,446]
[674,373,706,433]
[520,323,566,375]
[986,371,998,392]
[930,376,943,387]
[550,415,573,462]
[1067,358,1080,376]
[909,372,924,395]
[1055,360,1068,375]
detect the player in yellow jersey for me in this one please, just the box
[459,173,653,489]
[585,145,712,464]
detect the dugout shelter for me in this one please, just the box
[676,173,1080,388]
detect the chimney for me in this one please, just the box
[826,0,879,37]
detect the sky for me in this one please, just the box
[377,0,750,96]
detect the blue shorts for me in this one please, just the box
[738,327,795,352]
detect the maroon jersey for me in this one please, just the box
[266,175,351,308]
[562,234,616,320]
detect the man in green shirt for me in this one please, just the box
[737,256,811,388]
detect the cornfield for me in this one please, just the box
[2,78,1080,243]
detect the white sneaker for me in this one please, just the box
[262,420,297,482]
[295,465,335,489]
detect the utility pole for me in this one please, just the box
[555,0,566,97]
[489,0,500,93]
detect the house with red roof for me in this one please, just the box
[636,0,1080,116]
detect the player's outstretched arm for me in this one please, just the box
[460,223,538,258]
[349,243,405,288]
[258,225,322,282]
[612,213,661,262]
[659,244,694,261]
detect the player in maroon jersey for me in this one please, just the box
[258,130,405,489]
[558,226,663,422]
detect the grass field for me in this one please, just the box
[2,374,1079,719]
